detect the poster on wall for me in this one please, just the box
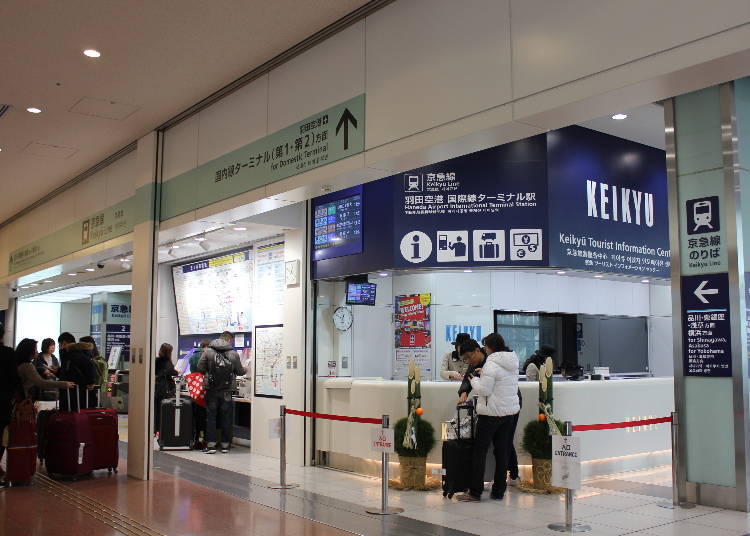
[254,324,284,398]
[172,249,254,334]
[547,126,670,277]
[393,294,432,379]
[393,136,548,269]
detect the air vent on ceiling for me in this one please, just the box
[0,104,9,119]
[69,97,139,121]
[21,141,78,159]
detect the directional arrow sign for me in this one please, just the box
[694,280,719,304]
[336,108,358,151]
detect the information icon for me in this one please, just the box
[400,231,432,263]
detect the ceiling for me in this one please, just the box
[23,284,131,303]
[578,103,665,150]
[0,0,371,224]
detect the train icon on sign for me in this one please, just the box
[686,196,719,235]
[404,174,423,192]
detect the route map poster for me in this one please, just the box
[255,241,285,324]
[254,324,285,398]
[394,293,432,380]
[172,249,254,335]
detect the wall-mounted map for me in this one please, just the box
[172,249,254,335]
[254,324,284,398]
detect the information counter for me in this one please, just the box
[316,377,673,479]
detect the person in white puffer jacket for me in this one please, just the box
[456,333,520,502]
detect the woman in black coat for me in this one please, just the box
[154,343,177,435]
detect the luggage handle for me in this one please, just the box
[66,385,81,413]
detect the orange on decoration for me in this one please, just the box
[415,407,424,416]
[537,413,546,422]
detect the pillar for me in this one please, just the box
[667,77,750,510]
[127,131,159,480]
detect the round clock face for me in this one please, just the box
[332,306,353,331]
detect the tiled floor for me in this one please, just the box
[163,447,750,535]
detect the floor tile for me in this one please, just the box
[637,519,739,536]
[687,509,750,532]
[581,510,671,531]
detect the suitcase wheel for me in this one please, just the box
[442,491,448,497]
[448,492,454,499]
[108,468,112,474]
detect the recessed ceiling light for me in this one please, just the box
[556,271,566,275]
[28,283,38,287]
[20,286,29,289]
[85,267,95,272]
[194,236,206,242]
[611,113,628,120]
[172,244,180,249]
[44,280,53,283]
[233,226,247,231]
[83,49,101,58]
[378,272,389,277]
[68,273,77,276]
[641,279,650,284]
[463,269,473,273]
[119,258,128,262]
[594,274,604,278]
[26,107,42,114]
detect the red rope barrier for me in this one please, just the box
[573,416,672,432]
[284,408,382,425]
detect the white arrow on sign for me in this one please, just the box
[694,280,719,304]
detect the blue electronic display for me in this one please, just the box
[311,185,363,261]
[346,282,377,305]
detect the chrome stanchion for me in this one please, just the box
[366,415,404,515]
[658,412,693,509]
[548,421,590,533]
[270,405,298,490]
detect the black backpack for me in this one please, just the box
[207,350,233,391]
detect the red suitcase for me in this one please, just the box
[6,398,37,485]
[81,388,119,473]
[44,388,95,479]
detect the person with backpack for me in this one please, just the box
[57,340,97,411]
[197,332,246,454]
[80,336,108,394]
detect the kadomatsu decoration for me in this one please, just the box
[392,360,436,491]
[521,357,564,492]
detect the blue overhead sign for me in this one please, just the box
[547,127,670,277]
[392,135,548,269]
[311,126,669,279]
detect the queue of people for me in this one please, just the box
[0,325,107,486]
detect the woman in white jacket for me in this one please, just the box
[457,333,520,502]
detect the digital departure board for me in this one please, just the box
[346,282,377,305]
[312,186,363,261]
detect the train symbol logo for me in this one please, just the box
[510,229,543,261]
[403,173,423,192]
[686,196,719,235]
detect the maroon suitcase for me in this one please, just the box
[6,398,37,485]
[81,388,119,473]
[44,388,95,479]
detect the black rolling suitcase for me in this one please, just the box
[157,379,193,450]
[442,403,476,498]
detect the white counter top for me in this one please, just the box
[316,377,674,477]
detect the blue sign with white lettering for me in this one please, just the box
[681,273,731,377]
[547,126,670,277]
[393,135,549,268]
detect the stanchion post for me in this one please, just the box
[365,415,404,515]
[269,405,298,490]
[658,411,693,509]
[549,421,590,533]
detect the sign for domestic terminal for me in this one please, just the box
[681,273,732,377]
[551,435,581,490]
[161,94,366,221]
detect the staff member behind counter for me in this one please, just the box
[440,333,471,381]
